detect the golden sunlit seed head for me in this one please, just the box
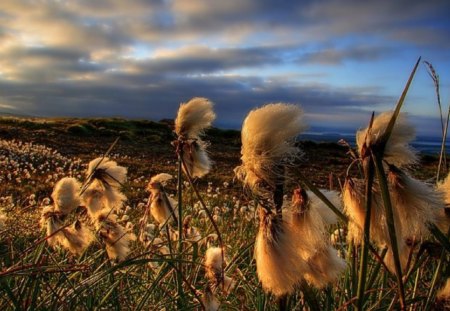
[356,111,418,167]
[388,165,444,239]
[51,177,81,215]
[147,173,177,225]
[235,103,306,195]
[436,278,450,309]
[174,97,216,139]
[86,157,127,189]
[205,247,223,281]
[304,245,346,288]
[181,140,212,178]
[254,207,308,296]
[59,220,94,255]
[96,210,136,261]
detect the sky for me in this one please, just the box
[0,0,450,137]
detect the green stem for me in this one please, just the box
[356,158,374,311]
[373,156,406,310]
[177,146,184,308]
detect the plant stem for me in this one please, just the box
[356,158,374,311]
[373,156,406,310]
[437,105,450,181]
[177,144,184,308]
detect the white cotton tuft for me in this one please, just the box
[201,289,220,311]
[147,173,177,225]
[60,221,94,255]
[304,245,346,288]
[342,178,391,246]
[82,179,126,219]
[0,212,7,231]
[175,97,216,139]
[343,177,411,273]
[204,247,234,295]
[356,111,418,167]
[436,173,450,233]
[388,166,444,239]
[205,247,223,281]
[287,188,328,258]
[96,211,136,261]
[254,208,308,297]
[86,157,127,189]
[150,173,173,185]
[436,278,450,309]
[308,189,341,226]
[40,205,64,248]
[384,244,410,274]
[174,98,215,178]
[181,140,212,178]
[235,103,306,193]
[287,188,345,287]
[52,177,81,215]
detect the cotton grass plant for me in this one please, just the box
[3,61,450,310]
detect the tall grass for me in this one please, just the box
[1,59,450,310]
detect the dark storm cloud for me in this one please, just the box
[0,72,393,130]
[296,46,397,65]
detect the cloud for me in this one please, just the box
[296,45,397,65]
[0,0,448,138]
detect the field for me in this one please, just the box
[0,114,448,311]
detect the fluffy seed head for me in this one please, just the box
[287,188,345,287]
[40,205,64,247]
[201,288,220,311]
[82,179,126,219]
[342,178,391,246]
[388,165,444,239]
[436,173,450,233]
[175,97,216,139]
[86,157,127,189]
[205,247,223,281]
[436,278,450,310]
[148,173,173,188]
[147,173,177,225]
[52,177,81,215]
[96,211,136,261]
[181,140,212,178]
[254,207,308,296]
[304,246,346,288]
[235,103,306,193]
[60,221,94,255]
[356,111,417,167]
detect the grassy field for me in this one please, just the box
[0,114,447,310]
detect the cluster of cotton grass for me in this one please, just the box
[40,177,93,255]
[343,111,448,272]
[235,103,345,297]
[40,157,136,261]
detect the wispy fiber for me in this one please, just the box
[174,97,216,178]
[356,111,418,167]
[235,103,306,194]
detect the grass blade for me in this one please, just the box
[373,155,406,309]
[380,57,421,146]
[356,159,375,311]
